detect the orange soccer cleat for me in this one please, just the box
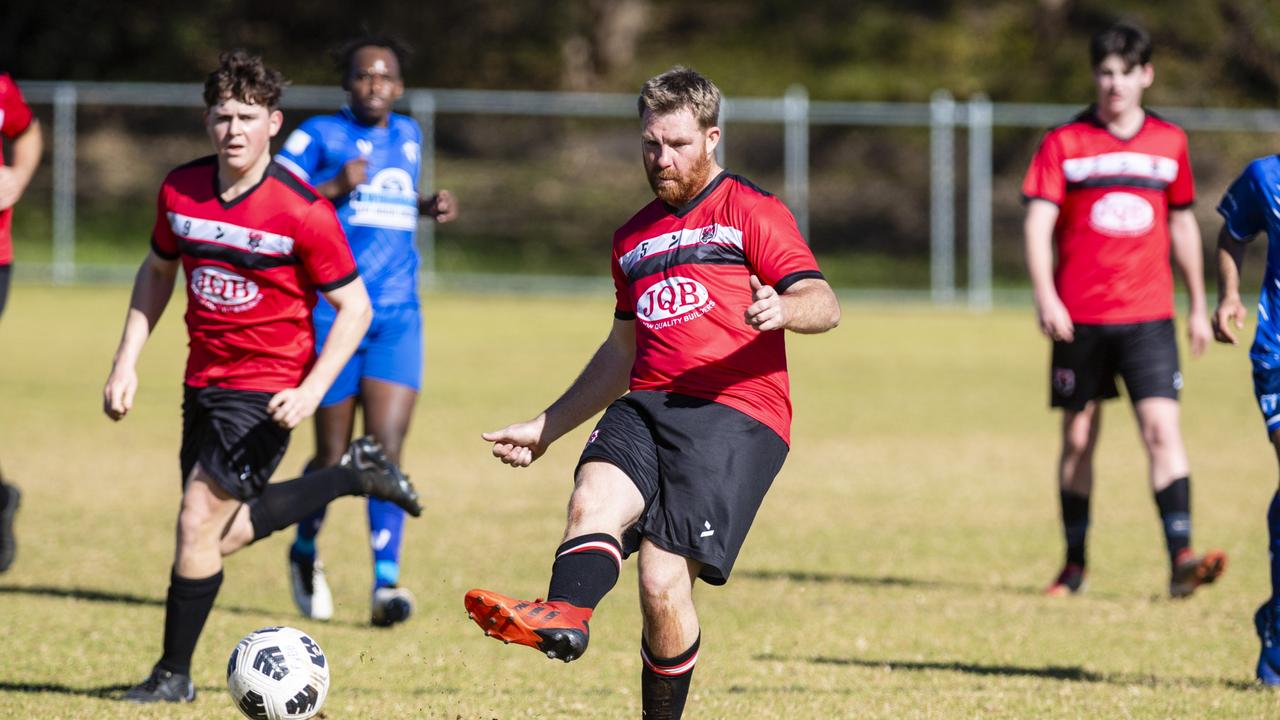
[1169,549,1228,599]
[464,589,593,662]
[1044,563,1086,597]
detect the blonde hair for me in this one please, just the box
[638,66,720,129]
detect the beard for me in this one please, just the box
[647,151,714,207]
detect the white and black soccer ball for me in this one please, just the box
[226,626,330,720]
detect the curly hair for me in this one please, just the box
[333,34,413,78]
[202,50,288,109]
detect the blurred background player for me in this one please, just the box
[1022,22,1225,599]
[466,66,840,719]
[1213,151,1280,684]
[0,71,43,574]
[102,50,421,703]
[274,35,458,627]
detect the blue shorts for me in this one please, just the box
[1254,362,1280,434]
[316,302,423,407]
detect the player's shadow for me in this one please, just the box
[0,583,271,615]
[735,568,1047,597]
[754,654,1259,692]
[0,681,224,700]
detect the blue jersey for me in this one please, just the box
[1218,155,1280,367]
[275,107,422,310]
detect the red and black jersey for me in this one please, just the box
[612,171,824,445]
[0,74,35,266]
[152,156,358,393]
[1022,108,1195,325]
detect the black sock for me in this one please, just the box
[641,634,700,720]
[546,533,622,609]
[157,569,223,677]
[1155,476,1191,565]
[247,466,362,542]
[1061,490,1090,566]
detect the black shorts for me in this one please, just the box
[0,263,10,319]
[181,385,291,501]
[1050,319,1181,410]
[576,391,789,586]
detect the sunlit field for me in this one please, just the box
[1,284,1278,718]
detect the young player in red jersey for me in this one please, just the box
[0,72,43,574]
[1023,22,1225,599]
[465,67,840,719]
[101,51,422,704]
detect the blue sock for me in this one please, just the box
[1269,492,1280,616]
[292,507,326,561]
[368,498,405,589]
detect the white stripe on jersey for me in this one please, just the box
[167,211,295,256]
[1062,152,1179,184]
[274,154,311,182]
[617,224,744,276]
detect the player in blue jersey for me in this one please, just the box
[1214,156,1280,684]
[275,35,457,627]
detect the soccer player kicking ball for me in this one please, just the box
[274,35,458,628]
[102,51,421,704]
[1213,154,1280,684]
[1022,22,1225,598]
[466,66,840,719]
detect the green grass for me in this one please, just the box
[1,285,1278,718]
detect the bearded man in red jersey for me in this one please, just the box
[466,66,840,720]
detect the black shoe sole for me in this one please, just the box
[0,485,20,573]
[534,628,589,663]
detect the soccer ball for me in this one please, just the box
[226,626,330,720]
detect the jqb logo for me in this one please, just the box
[637,276,709,321]
[191,266,260,309]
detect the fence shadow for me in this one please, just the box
[754,654,1259,692]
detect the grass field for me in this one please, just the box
[1,284,1279,718]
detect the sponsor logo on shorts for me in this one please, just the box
[1172,371,1183,391]
[636,276,715,330]
[699,521,715,539]
[191,265,263,313]
[1052,367,1076,396]
[586,429,599,445]
[1262,393,1279,417]
[1089,191,1154,237]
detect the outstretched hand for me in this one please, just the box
[744,275,787,332]
[424,189,458,222]
[482,416,548,468]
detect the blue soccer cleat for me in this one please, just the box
[1254,602,1280,685]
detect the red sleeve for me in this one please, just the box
[610,244,635,319]
[1022,130,1065,205]
[294,199,358,291]
[1167,130,1195,209]
[743,196,823,293]
[150,181,180,260]
[0,76,33,139]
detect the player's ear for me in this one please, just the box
[268,109,284,137]
[704,125,721,158]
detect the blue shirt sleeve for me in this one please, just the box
[1217,162,1266,242]
[275,122,326,183]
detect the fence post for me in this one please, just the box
[967,94,993,311]
[52,83,77,284]
[930,90,956,304]
[410,90,438,290]
[784,84,810,241]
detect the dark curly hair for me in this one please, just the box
[333,34,413,79]
[202,50,288,109]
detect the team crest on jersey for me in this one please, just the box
[403,141,419,163]
[191,265,262,313]
[247,232,263,252]
[636,276,715,330]
[1089,191,1154,237]
[699,224,717,243]
[1052,368,1076,397]
[356,138,374,157]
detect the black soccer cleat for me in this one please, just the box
[122,666,196,704]
[371,585,416,627]
[0,484,19,573]
[342,436,422,517]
